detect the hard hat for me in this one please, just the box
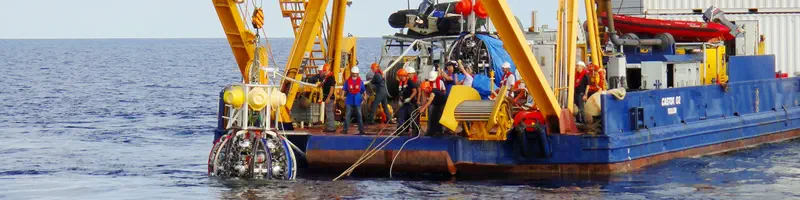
[502,62,511,69]
[322,63,330,71]
[397,68,408,77]
[428,70,438,81]
[371,63,380,70]
[405,67,416,74]
[420,81,432,93]
[577,61,586,67]
[351,66,360,74]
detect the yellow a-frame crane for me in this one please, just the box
[213,0,354,125]
[440,0,605,136]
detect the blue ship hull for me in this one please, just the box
[300,77,800,175]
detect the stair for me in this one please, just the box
[279,0,328,78]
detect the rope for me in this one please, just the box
[388,113,423,178]
[332,107,423,181]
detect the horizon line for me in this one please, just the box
[0,36,384,40]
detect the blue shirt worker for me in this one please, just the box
[342,66,366,135]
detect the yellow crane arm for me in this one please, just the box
[328,0,348,79]
[212,0,257,82]
[279,0,330,121]
[482,0,561,119]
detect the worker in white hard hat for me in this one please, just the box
[341,66,366,135]
[574,61,590,123]
[500,62,516,89]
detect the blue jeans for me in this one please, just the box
[343,105,364,133]
[397,103,419,135]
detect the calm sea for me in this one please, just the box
[0,38,798,199]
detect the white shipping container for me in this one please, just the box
[641,0,800,14]
[636,14,800,75]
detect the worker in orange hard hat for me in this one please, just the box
[319,64,337,132]
[420,70,447,136]
[395,68,419,136]
[586,63,606,97]
[367,63,390,124]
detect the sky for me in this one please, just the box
[0,0,585,39]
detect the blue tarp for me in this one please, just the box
[472,74,493,100]
[475,34,516,86]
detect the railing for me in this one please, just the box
[222,84,284,131]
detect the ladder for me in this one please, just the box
[279,0,328,77]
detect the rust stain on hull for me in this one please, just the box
[307,129,800,176]
[306,150,457,175]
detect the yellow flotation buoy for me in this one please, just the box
[268,88,287,109]
[223,86,245,108]
[248,87,268,111]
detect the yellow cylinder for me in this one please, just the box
[248,87,268,111]
[268,88,287,109]
[223,86,245,108]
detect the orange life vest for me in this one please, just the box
[588,68,606,93]
[347,77,362,95]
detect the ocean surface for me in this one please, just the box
[0,38,799,200]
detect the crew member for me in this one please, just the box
[319,64,337,132]
[368,63,390,124]
[442,61,459,95]
[500,62,516,89]
[575,61,590,123]
[586,63,606,97]
[512,71,533,108]
[491,61,516,99]
[342,66,366,135]
[456,60,473,87]
[396,68,419,136]
[420,71,447,136]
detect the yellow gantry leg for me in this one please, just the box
[584,0,603,70]
[328,0,348,79]
[280,0,330,123]
[565,0,579,113]
[212,0,257,82]
[481,0,561,120]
